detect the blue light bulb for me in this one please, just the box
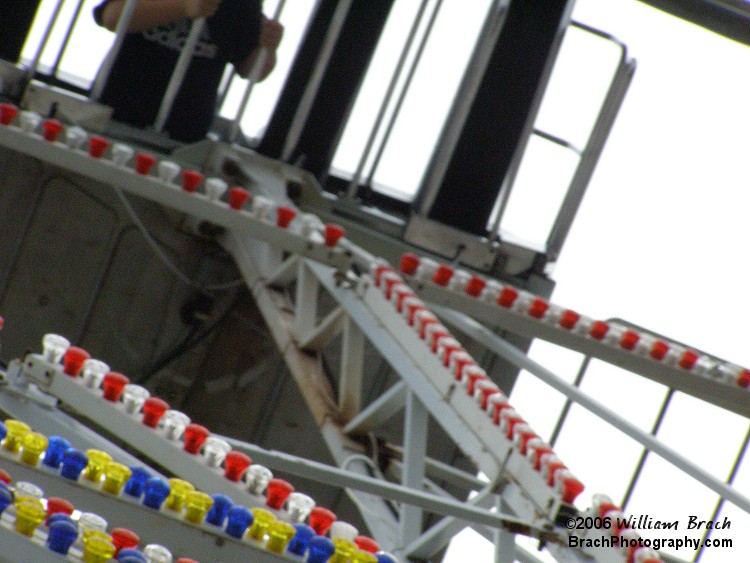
[0,420,6,442]
[59,448,88,480]
[225,505,253,539]
[43,436,71,469]
[124,466,152,498]
[142,477,171,509]
[205,494,233,527]
[376,552,399,563]
[118,548,148,562]
[0,485,13,515]
[46,520,78,554]
[48,513,75,527]
[307,536,335,563]
[287,523,316,556]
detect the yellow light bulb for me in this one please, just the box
[82,530,115,563]
[102,461,132,495]
[84,450,113,483]
[165,478,194,511]
[3,419,30,453]
[266,520,296,553]
[14,498,45,536]
[248,508,276,541]
[330,538,357,563]
[184,490,214,524]
[20,431,48,466]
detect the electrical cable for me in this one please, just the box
[113,187,245,292]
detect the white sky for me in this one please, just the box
[20,0,750,561]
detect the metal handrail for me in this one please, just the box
[227,0,288,143]
[489,21,634,253]
[90,0,139,101]
[153,18,206,132]
[343,0,432,200]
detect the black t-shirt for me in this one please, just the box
[93,0,262,142]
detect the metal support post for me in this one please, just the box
[90,0,139,101]
[339,316,365,420]
[50,0,87,79]
[494,497,516,563]
[154,18,207,132]
[281,0,353,161]
[24,0,65,83]
[228,0,287,143]
[344,381,407,435]
[398,390,429,553]
[293,261,320,340]
[344,0,430,199]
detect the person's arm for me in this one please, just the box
[235,16,283,81]
[98,0,222,32]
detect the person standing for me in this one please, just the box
[92,0,283,142]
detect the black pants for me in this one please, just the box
[0,1,43,63]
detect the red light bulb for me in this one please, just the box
[556,471,585,504]
[135,153,157,175]
[488,394,512,424]
[324,224,345,247]
[183,424,210,455]
[399,253,420,275]
[141,397,169,428]
[0,103,18,126]
[497,287,518,308]
[393,286,413,313]
[589,321,609,340]
[529,444,554,471]
[308,506,336,535]
[228,187,251,209]
[182,170,204,192]
[559,310,580,330]
[465,276,486,297]
[354,536,379,553]
[500,411,526,440]
[382,273,402,300]
[102,372,129,401]
[45,497,74,524]
[432,265,453,286]
[463,367,487,395]
[650,340,669,360]
[223,451,252,482]
[266,478,295,509]
[544,458,567,487]
[276,206,297,228]
[416,312,438,339]
[372,262,392,287]
[0,468,10,484]
[620,330,640,350]
[513,426,538,455]
[679,350,699,370]
[429,329,450,353]
[62,346,91,377]
[738,369,750,388]
[42,119,63,142]
[88,136,110,158]
[528,298,548,319]
[452,356,475,381]
[111,527,140,555]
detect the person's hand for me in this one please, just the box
[259,17,284,50]
[182,0,222,19]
